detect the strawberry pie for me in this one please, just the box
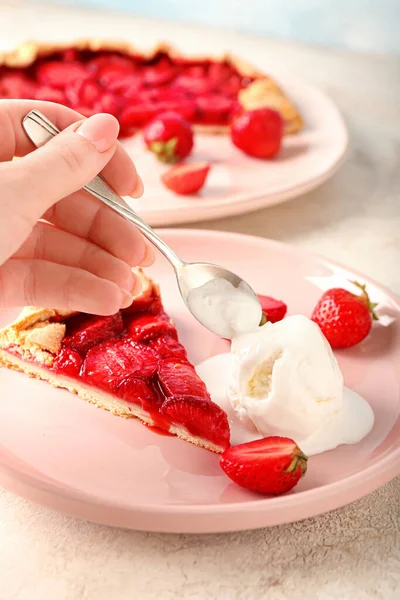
[0,269,230,453]
[0,40,303,136]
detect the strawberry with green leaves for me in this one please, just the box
[311,281,378,349]
[143,111,194,163]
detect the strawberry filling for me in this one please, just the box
[0,48,255,134]
[6,296,229,450]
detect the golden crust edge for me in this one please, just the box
[0,39,303,134]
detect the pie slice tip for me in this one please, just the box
[0,268,230,454]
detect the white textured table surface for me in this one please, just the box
[0,3,399,599]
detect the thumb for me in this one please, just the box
[8,112,120,226]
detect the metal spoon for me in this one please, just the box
[22,110,262,339]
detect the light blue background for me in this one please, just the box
[49,0,400,54]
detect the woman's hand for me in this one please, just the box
[0,99,153,315]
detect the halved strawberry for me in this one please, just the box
[37,61,88,89]
[143,65,176,87]
[52,347,83,378]
[158,360,210,401]
[126,312,177,342]
[116,376,161,411]
[147,335,189,363]
[93,92,121,117]
[63,313,124,354]
[196,94,233,124]
[173,75,215,95]
[258,295,287,325]
[161,162,211,195]
[220,437,308,495]
[81,339,158,391]
[161,396,230,449]
[208,62,233,82]
[110,74,142,96]
[66,78,101,107]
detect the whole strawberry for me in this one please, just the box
[230,108,283,159]
[258,295,287,325]
[220,437,307,495]
[311,282,378,349]
[143,111,194,163]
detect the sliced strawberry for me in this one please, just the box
[147,335,189,363]
[93,92,121,117]
[88,54,135,74]
[161,161,211,195]
[52,347,83,378]
[119,102,158,131]
[196,94,233,124]
[81,339,158,391]
[116,376,161,411]
[161,396,230,449]
[126,312,177,342]
[186,64,207,78]
[221,75,242,97]
[109,74,142,96]
[63,313,124,354]
[0,72,37,98]
[173,75,215,95]
[143,65,176,87]
[37,61,88,89]
[258,295,287,324]
[155,99,197,122]
[66,78,101,107]
[35,86,65,103]
[158,360,209,401]
[220,437,307,495]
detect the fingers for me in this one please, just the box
[43,191,148,267]
[0,99,142,198]
[13,221,141,294]
[7,113,120,226]
[0,259,134,315]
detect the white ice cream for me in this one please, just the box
[187,278,262,339]
[196,315,374,455]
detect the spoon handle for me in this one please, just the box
[22,110,184,272]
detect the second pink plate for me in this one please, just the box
[122,77,348,227]
[0,230,399,533]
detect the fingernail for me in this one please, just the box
[129,174,144,198]
[139,242,155,267]
[76,113,119,153]
[120,288,134,309]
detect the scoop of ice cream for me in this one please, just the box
[228,315,344,443]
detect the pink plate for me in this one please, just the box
[0,230,399,533]
[123,78,348,227]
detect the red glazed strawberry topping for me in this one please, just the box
[116,376,161,412]
[81,339,158,391]
[63,313,124,354]
[126,312,178,342]
[162,397,230,449]
[157,360,210,401]
[147,335,189,363]
[0,49,256,135]
[53,347,83,378]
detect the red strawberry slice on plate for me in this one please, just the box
[82,339,158,392]
[161,161,211,195]
[37,61,88,89]
[258,295,287,324]
[220,437,308,495]
[158,360,210,401]
[116,376,161,411]
[53,347,83,378]
[161,396,230,449]
[63,313,124,354]
[147,335,189,363]
[126,312,177,342]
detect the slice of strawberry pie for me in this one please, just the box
[0,269,230,453]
